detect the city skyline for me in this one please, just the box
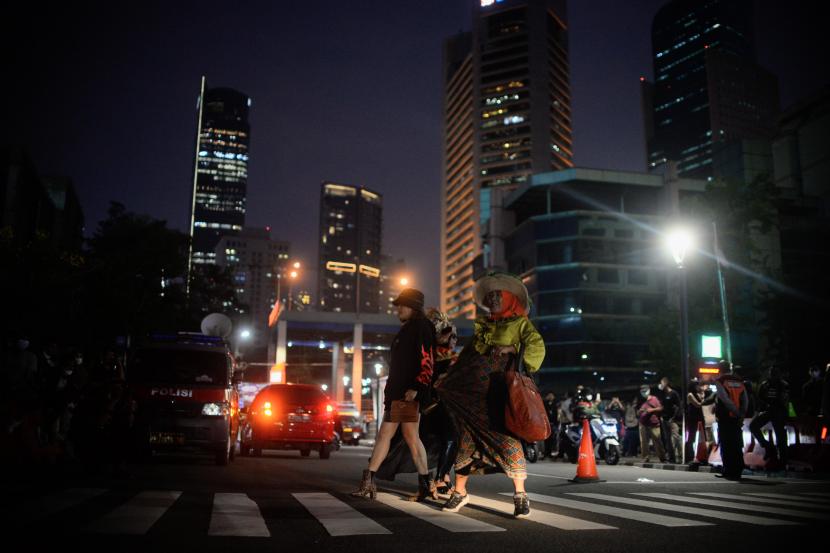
[7,0,826,308]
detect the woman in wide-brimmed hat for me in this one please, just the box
[435,272,545,518]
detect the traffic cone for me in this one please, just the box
[695,422,709,464]
[569,418,604,483]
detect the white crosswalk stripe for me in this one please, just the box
[209,493,271,537]
[467,494,616,531]
[87,490,182,534]
[692,492,830,510]
[292,492,391,536]
[633,493,830,521]
[374,493,505,533]
[510,493,712,527]
[568,493,801,526]
[18,488,107,523]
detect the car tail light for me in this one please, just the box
[263,401,273,417]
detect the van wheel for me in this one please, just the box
[319,445,331,459]
[300,448,311,457]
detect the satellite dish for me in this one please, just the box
[201,313,233,338]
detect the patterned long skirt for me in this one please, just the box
[436,348,527,480]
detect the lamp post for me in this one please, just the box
[287,261,301,312]
[666,226,695,465]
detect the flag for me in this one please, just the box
[268,299,282,328]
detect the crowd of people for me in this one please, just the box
[1,336,134,480]
[536,362,830,471]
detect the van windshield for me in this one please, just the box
[130,348,229,386]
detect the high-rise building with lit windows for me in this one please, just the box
[188,77,251,273]
[317,182,383,314]
[642,0,779,179]
[441,0,573,318]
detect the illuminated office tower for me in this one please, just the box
[188,77,251,273]
[441,0,573,318]
[643,0,779,179]
[317,182,383,313]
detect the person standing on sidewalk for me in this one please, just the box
[714,361,749,480]
[656,377,682,463]
[351,288,436,501]
[637,385,666,463]
[749,366,790,465]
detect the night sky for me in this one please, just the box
[6,1,826,306]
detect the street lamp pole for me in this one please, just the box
[667,226,694,466]
[679,263,690,465]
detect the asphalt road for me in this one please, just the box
[5,445,829,552]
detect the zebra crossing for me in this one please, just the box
[11,486,830,538]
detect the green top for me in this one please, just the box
[472,315,546,372]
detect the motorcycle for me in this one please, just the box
[560,414,621,465]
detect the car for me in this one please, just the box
[240,384,336,459]
[129,333,240,466]
[335,411,364,446]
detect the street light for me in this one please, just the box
[288,266,300,311]
[665,225,696,465]
[399,277,409,287]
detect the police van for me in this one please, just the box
[129,333,240,465]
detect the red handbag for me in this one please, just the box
[504,345,551,442]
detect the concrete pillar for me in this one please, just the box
[271,320,287,384]
[352,323,363,410]
[333,341,346,402]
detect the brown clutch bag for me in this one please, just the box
[389,400,419,423]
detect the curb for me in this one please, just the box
[621,459,830,479]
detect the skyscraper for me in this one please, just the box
[441,0,573,318]
[317,182,383,313]
[188,77,251,274]
[643,0,779,179]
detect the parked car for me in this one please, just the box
[240,384,336,459]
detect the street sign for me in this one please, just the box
[701,334,722,358]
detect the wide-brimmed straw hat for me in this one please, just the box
[473,272,530,310]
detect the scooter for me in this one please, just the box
[560,415,621,465]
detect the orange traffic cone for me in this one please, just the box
[694,422,709,464]
[569,418,604,483]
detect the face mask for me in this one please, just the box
[641,391,649,398]
[586,395,593,401]
[658,383,665,390]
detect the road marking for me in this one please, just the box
[508,493,712,527]
[375,493,504,533]
[88,491,182,534]
[568,493,800,526]
[466,494,616,530]
[19,488,108,522]
[292,493,391,536]
[692,492,830,510]
[209,493,270,537]
[633,493,830,521]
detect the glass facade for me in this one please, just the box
[317,182,383,313]
[189,78,250,269]
[504,169,689,391]
[646,0,756,179]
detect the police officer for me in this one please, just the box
[750,366,790,465]
[714,361,749,480]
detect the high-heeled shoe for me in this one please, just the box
[350,469,376,499]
